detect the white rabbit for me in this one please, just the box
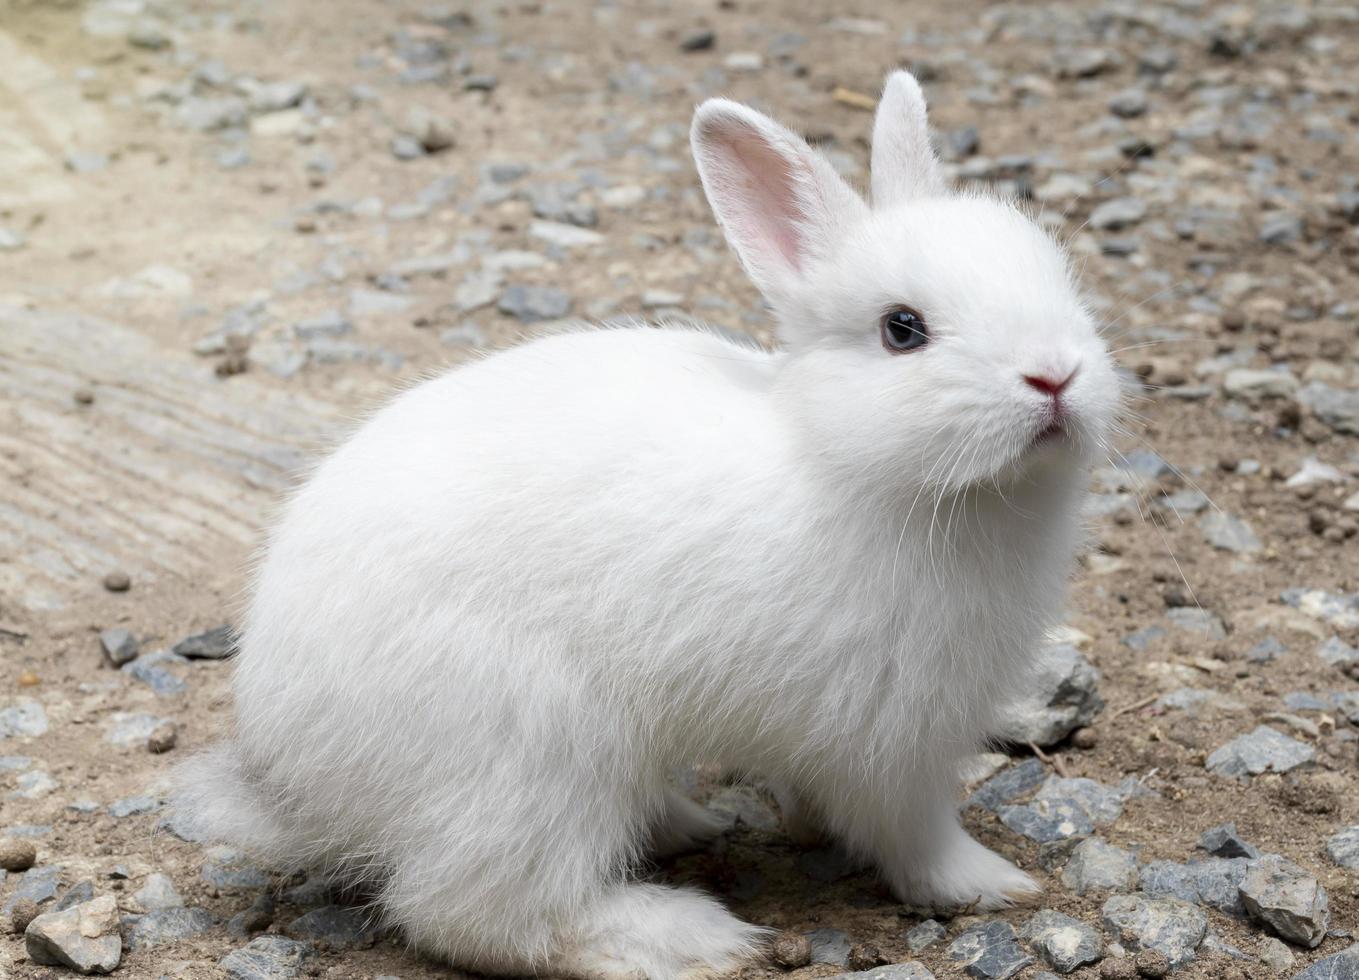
[177,70,1119,980]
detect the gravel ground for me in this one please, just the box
[1,0,1358,978]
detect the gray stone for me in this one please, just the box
[1249,636,1286,663]
[109,795,161,818]
[999,797,1094,843]
[120,650,188,696]
[1101,894,1207,968]
[1108,88,1148,118]
[99,629,139,665]
[1284,692,1330,712]
[1165,607,1228,640]
[1239,854,1329,948]
[1206,726,1314,779]
[994,646,1103,747]
[1035,776,1127,825]
[528,219,604,249]
[220,935,314,979]
[172,625,235,659]
[1021,909,1103,973]
[806,927,851,966]
[1317,636,1358,666]
[1293,943,1359,979]
[1054,47,1118,78]
[1259,213,1303,245]
[1155,489,1209,515]
[966,758,1046,811]
[201,847,270,891]
[1258,936,1296,973]
[285,905,377,948]
[706,785,778,831]
[349,289,413,318]
[1199,512,1262,553]
[25,894,121,974]
[293,311,352,340]
[1327,826,1359,870]
[797,845,863,882]
[177,96,248,132]
[134,873,183,911]
[679,28,716,51]
[825,966,936,980]
[1223,368,1300,401]
[228,894,275,938]
[0,698,48,738]
[947,920,1033,979]
[1333,692,1359,724]
[1199,824,1259,859]
[247,81,307,113]
[1060,838,1137,895]
[905,918,946,952]
[1297,383,1359,436]
[105,713,171,748]
[53,880,95,911]
[498,285,572,323]
[1282,588,1359,630]
[2,864,62,917]
[1089,198,1147,231]
[126,906,216,950]
[1139,858,1249,917]
[11,769,55,798]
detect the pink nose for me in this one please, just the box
[1023,369,1076,398]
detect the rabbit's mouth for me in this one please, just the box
[1034,420,1066,444]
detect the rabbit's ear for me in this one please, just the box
[871,71,945,209]
[692,99,866,301]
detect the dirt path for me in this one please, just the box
[1,0,1357,978]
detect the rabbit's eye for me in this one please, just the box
[881,308,928,354]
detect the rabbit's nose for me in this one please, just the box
[1022,367,1078,398]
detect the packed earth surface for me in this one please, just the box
[1,0,1358,978]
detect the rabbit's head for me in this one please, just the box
[692,72,1120,497]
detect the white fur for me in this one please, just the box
[176,71,1119,979]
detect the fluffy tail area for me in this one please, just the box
[170,744,294,862]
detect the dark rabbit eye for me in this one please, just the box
[881,308,928,353]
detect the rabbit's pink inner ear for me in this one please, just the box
[697,112,810,279]
[717,129,806,272]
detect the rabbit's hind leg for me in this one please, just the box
[646,787,727,859]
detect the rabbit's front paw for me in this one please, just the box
[892,828,1039,912]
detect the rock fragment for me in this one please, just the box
[994,646,1103,746]
[1238,854,1329,948]
[99,628,139,665]
[1059,838,1137,895]
[1206,727,1314,779]
[125,906,216,950]
[25,895,121,974]
[947,920,1033,979]
[1100,894,1206,968]
[1021,909,1103,973]
[220,935,314,979]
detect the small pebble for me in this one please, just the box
[770,931,812,969]
[679,27,716,52]
[102,571,131,592]
[147,722,178,754]
[74,388,95,405]
[1100,958,1136,980]
[847,942,885,970]
[9,898,39,934]
[1135,949,1170,978]
[1072,727,1098,750]
[0,838,37,872]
